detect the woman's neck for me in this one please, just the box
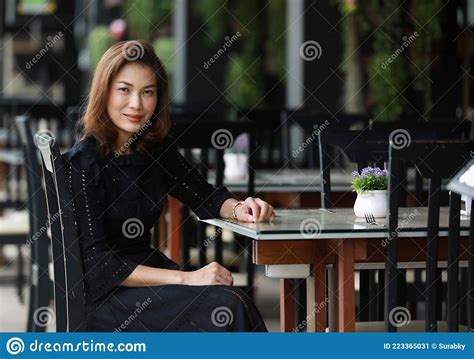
[115,133,133,155]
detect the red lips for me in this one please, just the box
[123,114,141,122]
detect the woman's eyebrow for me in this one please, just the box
[115,81,156,88]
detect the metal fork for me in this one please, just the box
[364,213,386,227]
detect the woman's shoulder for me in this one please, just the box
[62,137,102,172]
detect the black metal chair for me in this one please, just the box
[316,125,471,327]
[15,115,51,332]
[282,110,370,168]
[386,139,474,332]
[169,117,257,296]
[237,107,285,168]
[35,132,86,332]
[0,103,76,303]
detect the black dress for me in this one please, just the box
[62,136,267,332]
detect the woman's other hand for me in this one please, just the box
[183,262,233,286]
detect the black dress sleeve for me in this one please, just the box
[64,143,139,301]
[156,138,234,220]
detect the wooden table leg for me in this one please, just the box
[280,279,296,332]
[335,239,356,332]
[306,262,327,332]
[167,196,181,264]
[306,242,327,332]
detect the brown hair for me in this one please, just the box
[80,40,171,156]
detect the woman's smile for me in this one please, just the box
[123,113,142,122]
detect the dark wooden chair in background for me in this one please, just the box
[167,115,257,296]
[238,107,284,169]
[386,140,474,332]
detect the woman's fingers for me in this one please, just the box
[237,205,254,222]
[254,198,274,222]
[245,197,261,221]
[254,198,272,221]
[209,262,233,285]
[234,198,275,223]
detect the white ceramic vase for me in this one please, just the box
[224,153,248,179]
[353,190,388,218]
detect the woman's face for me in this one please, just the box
[107,62,158,150]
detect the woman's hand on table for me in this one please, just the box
[233,197,275,222]
[183,262,233,286]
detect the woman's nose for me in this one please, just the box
[129,93,142,109]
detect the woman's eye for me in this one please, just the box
[143,90,154,96]
[118,87,129,93]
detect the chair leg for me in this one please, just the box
[295,279,307,328]
[377,269,385,321]
[368,270,378,321]
[17,244,24,304]
[245,237,254,299]
[197,222,207,267]
[358,270,370,321]
[398,269,407,308]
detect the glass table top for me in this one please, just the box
[202,207,470,240]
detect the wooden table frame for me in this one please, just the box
[253,236,470,332]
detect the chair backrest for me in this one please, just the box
[284,110,370,168]
[386,140,474,332]
[168,119,256,289]
[169,119,256,196]
[317,122,470,209]
[15,115,51,332]
[238,107,284,168]
[35,131,86,332]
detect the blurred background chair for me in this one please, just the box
[15,115,51,332]
[167,112,257,297]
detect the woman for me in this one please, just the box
[64,40,273,332]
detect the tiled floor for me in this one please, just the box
[0,245,281,332]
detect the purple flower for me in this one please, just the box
[359,166,388,177]
[233,134,249,152]
[351,170,359,177]
[374,168,383,177]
